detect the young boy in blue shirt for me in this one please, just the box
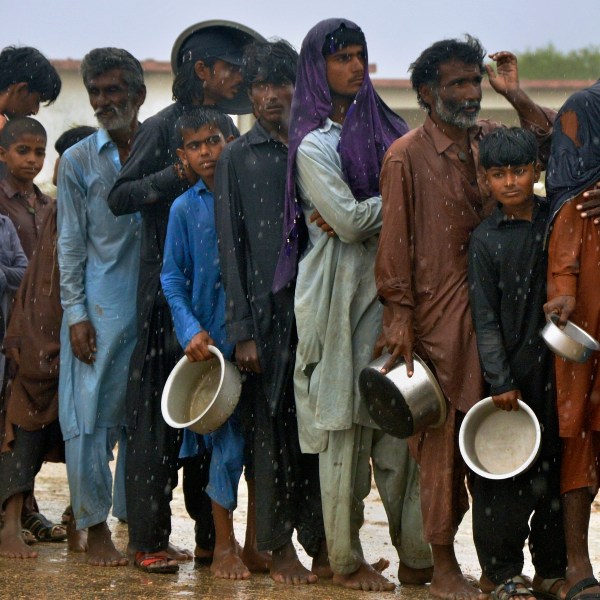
[468,128,566,600]
[161,107,263,580]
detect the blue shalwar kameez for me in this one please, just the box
[161,179,244,512]
[57,130,140,529]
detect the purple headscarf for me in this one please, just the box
[272,18,409,292]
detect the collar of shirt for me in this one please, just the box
[96,128,115,154]
[491,195,548,227]
[192,177,209,196]
[0,177,48,203]
[423,114,484,155]
[316,117,341,135]
[247,121,288,148]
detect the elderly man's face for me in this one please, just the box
[429,60,483,129]
[85,68,142,131]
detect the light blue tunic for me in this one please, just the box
[57,129,141,440]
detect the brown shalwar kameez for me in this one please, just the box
[1,205,62,457]
[376,113,553,544]
[0,179,53,259]
[547,194,600,494]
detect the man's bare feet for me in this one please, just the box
[67,514,87,553]
[0,521,38,558]
[86,522,128,567]
[167,542,192,561]
[398,560,433,585]
[210,546,251,580]
[429,570,488,600]
[240,544,271,573]
[271,540,318,585]
[333,558,396,592]
[311,540,333,578]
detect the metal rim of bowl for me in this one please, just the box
[458,397,541,480]
[413,353,447,429]
[161,345,225,429]
[546,314,600,351]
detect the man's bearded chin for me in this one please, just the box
[95,103,136,131]
[433,92,480,129]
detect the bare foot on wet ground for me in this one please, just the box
[332,557,396,592]
[0,520,38,558]
[86,522,128,567]
[210,545,251,580]
[271,540,318,585]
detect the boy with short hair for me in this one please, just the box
[161,106,259,580]
[468,127,566,600]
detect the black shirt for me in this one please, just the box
[468,196,559,454]
[214,121,295,413]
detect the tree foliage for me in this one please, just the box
[510,44,600,79]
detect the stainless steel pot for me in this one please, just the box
[541,314,600,363]
[161,345,242,435]
[359,353,446,439]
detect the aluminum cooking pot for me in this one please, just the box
[359,353,446,439]
[542,314,600,363]
[161,345,242,435]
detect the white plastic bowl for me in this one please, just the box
[161,345,242,435]
[459,397,541,480]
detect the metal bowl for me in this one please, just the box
[359,353,446,439]
[541,314,600,363]
[161,345,242,435]
[459,397,541,480]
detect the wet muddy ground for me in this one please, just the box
[2,459,600,600]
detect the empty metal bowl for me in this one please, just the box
[359,353,446,439]
[161,345,242,435]
[542,314,600,363]
[459,397,541,480]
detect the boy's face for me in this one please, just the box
[484,163,541,212]
[196,60,243,104]
[176,124,227,185]
[3,83,41,119]
[0,133,46,184]
[325,44,366,99]
[249,78,294,129]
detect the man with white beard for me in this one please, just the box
[57,47,145,567]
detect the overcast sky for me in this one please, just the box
[5,0,600,79]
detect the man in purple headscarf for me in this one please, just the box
[279,18,433,592]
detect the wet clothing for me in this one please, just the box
[274,17,408,290]
[472,454,566,584]
[293,119,430,572]
[546,79,600,219]
[57,129,140,528]
[376,112,554,544]
[0,179,53,259]
[468,198,560,457]
[468,198,565,581]
[0,420,62,509]
[107,102,237,552]
[0,213,26,346]
[1,206,57,453]
[214,120,325,554]
[547,196,600,492]
[161,179,242,512]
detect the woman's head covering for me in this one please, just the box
[546,80,600,221]
[272,18,409,291]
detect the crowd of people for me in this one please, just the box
[0,16,599,599]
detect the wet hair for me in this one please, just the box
[243,40,298,87]
[80,47,145,93]
[321,24,366,56]
[0,117,47,148]
[479,127,538,169]
[175,106,230,145]
[172,56,217,106]
[54,125,98,156]
[0,46,61,104]
[410,35,486,110]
